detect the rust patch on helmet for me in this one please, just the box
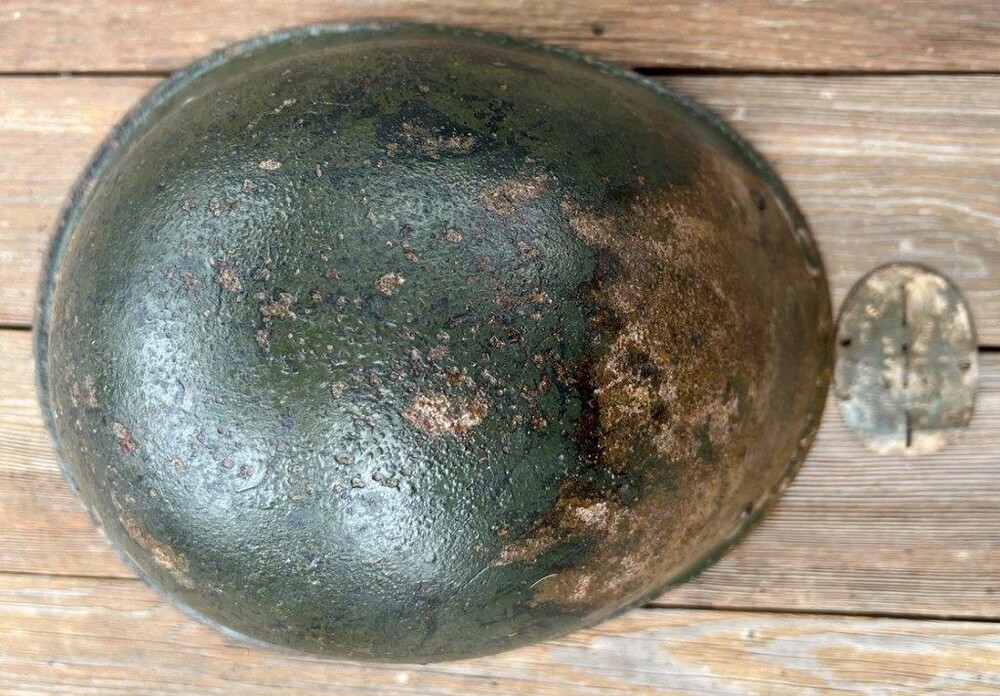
[213,260,243,292]
[374,271,406,296]
[559,188,753,474]
[112,421,139,453]
[403,393,488,437]
[112,494,194,589]
[255,291,298,353]
[494,480,628,565]
[478,174,547,215]
[385,121,477,159]
[70,374,100,410]
[260,292,298,320]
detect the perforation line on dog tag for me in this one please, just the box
[835,263,977,455]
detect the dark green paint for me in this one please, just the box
[37,24,832,662]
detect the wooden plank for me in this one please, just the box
[2,75,998,341]
[1,573,997,696]
[2,328,999,618]
[1,1,999,73]
[0,330,126,575]
[0,78,153,330]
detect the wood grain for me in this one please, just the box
[2,76,999,342]
[3,328,998,618]
[1,0,998,73]
[1,573,997,696]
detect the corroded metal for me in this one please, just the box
[835,263,977,455]
[36,24,832,662]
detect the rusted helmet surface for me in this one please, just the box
[37,24,832,662]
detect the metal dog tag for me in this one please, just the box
[835,263,977,455]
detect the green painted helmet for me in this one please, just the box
[37,24,831,662]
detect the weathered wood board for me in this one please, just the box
[1,0,998,72]
[3,329,997,618]
[1,573,997,695]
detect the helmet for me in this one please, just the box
[37,24,832,662]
